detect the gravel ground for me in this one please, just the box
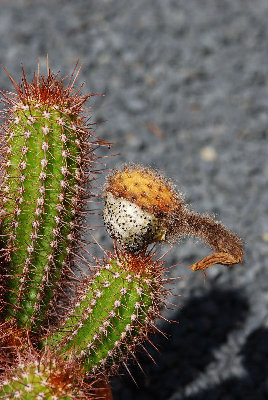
[0,0,267,399]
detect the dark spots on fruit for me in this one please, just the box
[103,193,162,253]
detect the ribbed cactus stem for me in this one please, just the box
[50,251,165,374]
[0,67,99,331]
[0,361,113,400]
[0,358,87,400]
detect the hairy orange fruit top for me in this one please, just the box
[106,164,182,217]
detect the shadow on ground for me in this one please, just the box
[111,288,268,400]
[185,327,268,400]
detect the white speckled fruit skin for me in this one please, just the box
[103,192,166,252]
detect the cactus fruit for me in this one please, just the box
[49,249,167,375]
[103,192,167,252]
[0,66,103,331]
[103,164,243,271]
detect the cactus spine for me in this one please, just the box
[50,250,165,374]
[0,67,98,331]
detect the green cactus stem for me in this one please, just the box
[0,66,104,332]
[0,356,95,400]
[49,249,167,374]
[0,322,113,400]
[0,363,73,400]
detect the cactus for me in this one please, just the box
[49,249,166,374]
[0,355,107,400]
[0,362,75,400]
[0,64,243,400]
[0,66,100,332]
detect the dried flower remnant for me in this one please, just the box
[103,164,243,271]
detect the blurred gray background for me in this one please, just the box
[0,0,267,399]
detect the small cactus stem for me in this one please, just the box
[0,359,88,400]
[103,164,243,271]
[0,323,112,400]
[0,364,71,400]
[49,249,165,374]
[0,65,102,331]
